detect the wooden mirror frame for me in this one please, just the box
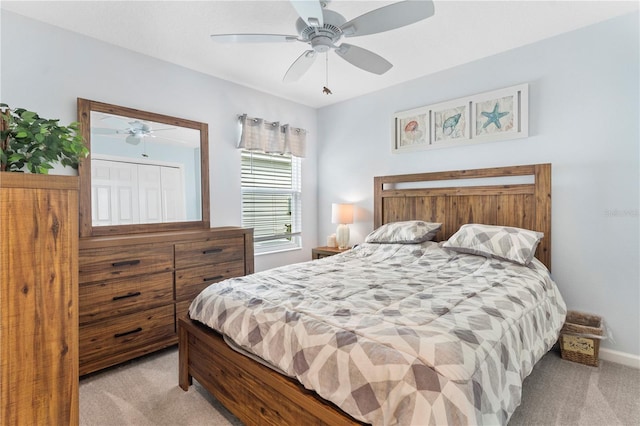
[77,98,210,238]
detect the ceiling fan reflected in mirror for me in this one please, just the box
[93,117,175,146]
[210,0,435,85]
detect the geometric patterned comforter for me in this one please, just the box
[189,242,567,425]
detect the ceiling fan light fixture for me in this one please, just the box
[310,36,333,53]
[125,134,142,145]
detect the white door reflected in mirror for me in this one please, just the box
[90,111,201,226]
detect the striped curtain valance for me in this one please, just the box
[237,114,307,158]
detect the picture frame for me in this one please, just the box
[431,100,471,145]
[392,83,529,153]
[392,106,429,152]
[471,84,528,143]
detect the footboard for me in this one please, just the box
[178,316,363,426]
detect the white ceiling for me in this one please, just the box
[2,1,638,108]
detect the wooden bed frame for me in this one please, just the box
[178,163,552,425]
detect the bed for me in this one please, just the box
[178,163,566,425]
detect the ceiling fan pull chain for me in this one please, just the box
[326,52,328,86]
[323,52,332,95]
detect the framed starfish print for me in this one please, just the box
[471,84,528,143]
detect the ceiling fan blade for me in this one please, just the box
[290,0,323,27]
[153,135,188,145]
[91,128,120,135]
[99,115,132,130]
[341,0,435,37]
[210,34,299,43]
[335,44,392,75]
[283,50,317,83]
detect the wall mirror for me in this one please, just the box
[77,98,210,237]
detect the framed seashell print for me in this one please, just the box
[392,106,429,152]
[431,100,471,145]
[392,83,528,153]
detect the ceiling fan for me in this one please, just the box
[210,0,435,83]
[93,120,174,146]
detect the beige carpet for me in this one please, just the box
[509,350,640,426]
[79,348,241,426]
[80,347,639,425]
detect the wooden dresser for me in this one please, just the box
[78,227,253,376]
[1,173,79,425]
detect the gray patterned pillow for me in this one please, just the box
[442,224,543,265]
[365,221,442,244]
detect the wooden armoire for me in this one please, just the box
[0,173,79,425]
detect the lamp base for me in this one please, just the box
[336,224,350,249]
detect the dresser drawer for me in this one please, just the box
[79,305,175,372]
[175,237,244,269]
[79,272,173,325]
[175,260,245,302]
[79,244,173,283]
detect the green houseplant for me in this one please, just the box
[0,103,88,174]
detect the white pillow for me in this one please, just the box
[443,223,543,265]
[365,221,442,244]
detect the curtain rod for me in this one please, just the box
[237,113,307,133]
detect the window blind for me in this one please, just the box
[241,150,301,252]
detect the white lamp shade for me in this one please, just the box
[331,203,353,224]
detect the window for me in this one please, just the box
[241,150,302,254]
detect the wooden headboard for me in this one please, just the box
[374,164,551,270]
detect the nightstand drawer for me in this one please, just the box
[175,260,245,301]
[79,244,173,283]
[175,237,244,269]
[79,272,174,325]
[79,305,175,369]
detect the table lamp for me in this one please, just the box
[331,203,353,249]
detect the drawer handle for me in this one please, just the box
[203,275,223,282]
[112,291,141,301]
[114,327,142,338]
[112,259,141,267]
[202,248,222,255]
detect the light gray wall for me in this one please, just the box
[317,12,639,357]
[0,10,318,272]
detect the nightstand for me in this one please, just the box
[311,246,350,259]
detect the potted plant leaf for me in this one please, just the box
[0,103,88,174]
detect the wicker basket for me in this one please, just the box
[560,311,603,367]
